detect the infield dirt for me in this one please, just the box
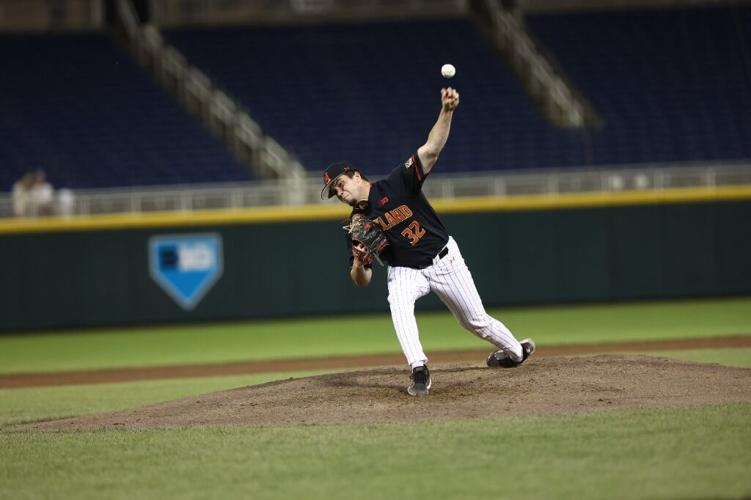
[22,353,751,431]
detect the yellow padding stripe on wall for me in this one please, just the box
[433,184,751,213]
[1,184,750,235]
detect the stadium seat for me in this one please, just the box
[0,32,253,190]
[526,5,751,166]
[167,8,751,175]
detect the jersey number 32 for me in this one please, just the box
[401,220,426,246]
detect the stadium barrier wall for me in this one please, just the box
[1,193,749,332]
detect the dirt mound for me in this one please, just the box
[23,355,751,431]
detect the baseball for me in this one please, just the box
[441,63,456,79]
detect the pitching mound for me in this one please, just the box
[24,355,751,430]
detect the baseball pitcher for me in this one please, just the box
[322,87,535,396]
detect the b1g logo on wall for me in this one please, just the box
[149,234,224,310]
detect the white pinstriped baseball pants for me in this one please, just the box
[387,236,523,368]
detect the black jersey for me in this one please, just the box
[350,153,449,269]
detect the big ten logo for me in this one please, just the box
[149,234,223,310]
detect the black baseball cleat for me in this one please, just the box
[486,338,536,368]
[407,365,432,396]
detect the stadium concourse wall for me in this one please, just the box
[1,186,750,332]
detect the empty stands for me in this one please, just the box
[526,4,751,166]
[4,6,748,191]
[167,18,586,176]
[0,32,252,190]
[168,7,751,175]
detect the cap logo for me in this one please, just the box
[323,172,331,184]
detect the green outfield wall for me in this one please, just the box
[1,191,749,331]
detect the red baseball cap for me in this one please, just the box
[321,161,355,199]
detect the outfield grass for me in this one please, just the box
[1,338,749,499]
[1,405,749,500]
[1,297,749,374]
[641,347,751,368]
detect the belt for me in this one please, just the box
[416,246,449,269]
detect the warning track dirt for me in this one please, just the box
[2,335,749,389]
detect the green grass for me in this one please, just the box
[1,346,749,499]
[1,405,749,500]
[491,296,751,343]
[641,347,751,368]
[1,297,749,374]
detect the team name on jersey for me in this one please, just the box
[374,204,413,231]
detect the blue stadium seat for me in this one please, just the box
[167,8,751,176]
[167,18,587,176]
[0,32,253,190]
[3,8,748,191]
[526,5,751,166]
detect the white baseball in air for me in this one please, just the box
[441,63,456,79]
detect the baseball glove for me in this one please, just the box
[343,213,389,266]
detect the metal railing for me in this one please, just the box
[2,162,749,218]
[483,0,598,128]
[116,0,307,181]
